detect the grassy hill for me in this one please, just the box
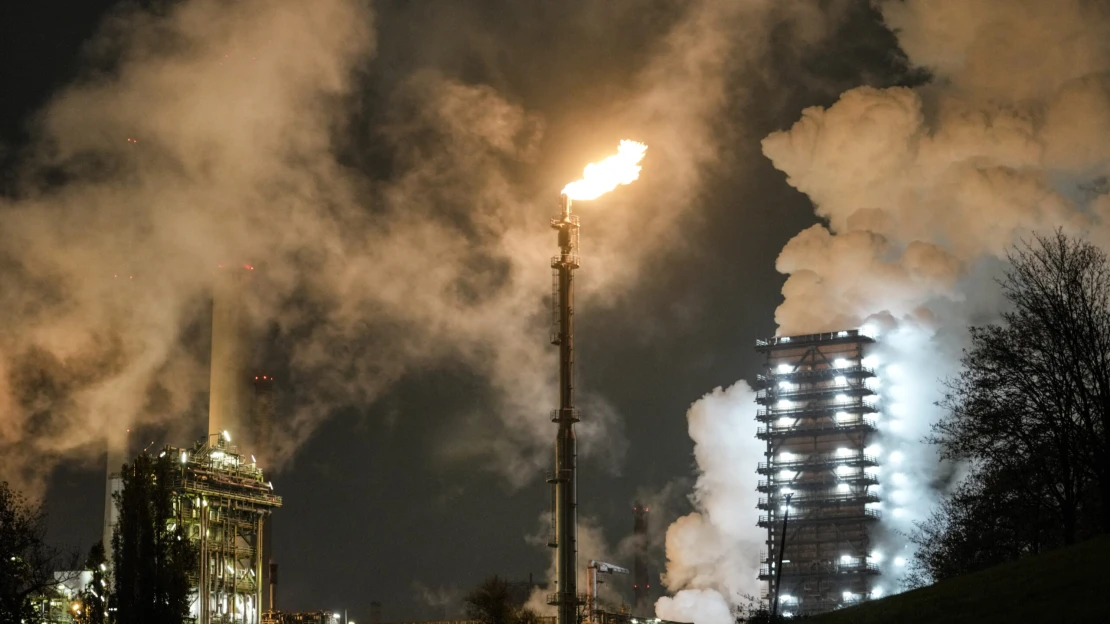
[803,535,1110,624]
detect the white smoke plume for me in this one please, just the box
[0,0,765,497]
[655,383,763,624]
[757,0,1110,598]
[657,0,1110,619]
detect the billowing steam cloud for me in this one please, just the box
[655,383,763,624]
[660,0,1110,621]
[0,0,759,495]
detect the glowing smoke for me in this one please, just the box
[0,0,750,496]
[655,382,763,624]
[660,0,1110,619]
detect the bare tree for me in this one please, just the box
[922,231,1110,580]
[0,481,79,624]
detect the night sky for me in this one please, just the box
[0,1,917,620]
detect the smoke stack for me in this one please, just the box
[269,561,278,612]
[209,265,252,444]
[102,429,129,556]
[632,503,650,612]
[251,375,275,466]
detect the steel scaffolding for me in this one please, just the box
[754,330,880,616]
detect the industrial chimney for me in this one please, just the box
[208,265,253,444]
[101,429,129,556]
[632,503,650,612]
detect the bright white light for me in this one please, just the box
[778,381,794,390]
[780,487,794,495]
[836,465,853,476]
[836,447,852,457]
[837,483,850,493]
[888,419,905,433]
[864,465,880,475]
[889,450,905,464]
[180,452,188,464]
[221,430,231,442]
[834,376,847,385]
[865,445,881,455]
[859,324,878,338]
[840,554,853,563]
[777,399,793,409]
[894,557,906,567]
[862,355,879,368]
[777,364,792,373]
[837,330,849,337]
[779,470,797,479]
[835,411,851,422]
[835,394,848,402]
[159,451,166,458]
[777,417,794,427]
[886,364,903,378]
[781,337,791,343]
[872,588,884,598]
[870,550,883,562]
[892,508,906,519]
[780,594,795,604]
[833,358,850,368]
[779,451,796,462]
[842,591,855,601]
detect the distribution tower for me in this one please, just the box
[755,330,881,615]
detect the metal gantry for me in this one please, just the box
[755,330,881,615]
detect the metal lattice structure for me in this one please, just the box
[547,195,583,624]
[755,330,881,615]
[164,433,282,624]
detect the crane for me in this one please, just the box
[585,560,630,624]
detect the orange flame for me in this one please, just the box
[562,140,647,200]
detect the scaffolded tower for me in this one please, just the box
[165,433,282,624]
[755,330,880,615]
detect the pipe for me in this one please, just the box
[770,492,793,620]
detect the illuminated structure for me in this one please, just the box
[547,193,582,624]
[755,330,881,615]
[165,432,282,624]
[547,140,647,624]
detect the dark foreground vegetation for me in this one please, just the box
[804,535,1110,624]
[910,232,1110,584]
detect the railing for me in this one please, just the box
[756,403,876,420]
[755,329,870,348]
[546,592,586,606]
[757,508,881,526]
[757,474,879,491]
[758,560,880,577]
[757,491,880,508]
[550,408,580,423]
[756,417,877,439]
[756,366,875,384]
[757,451,879,471]
[756,383,874,403]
